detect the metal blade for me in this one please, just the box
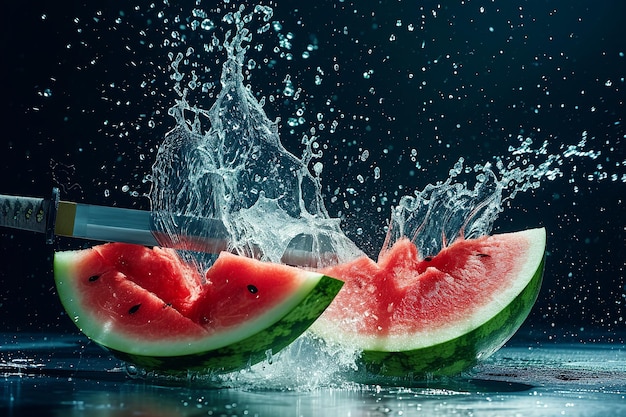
[0,189,332,267]
[58,201,160,246]
[0,188,228,249]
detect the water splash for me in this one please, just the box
[148,3,603,268]
[382,133,598,259]
[149,5,361,270]
[205,334,362,390]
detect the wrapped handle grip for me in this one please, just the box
[0,188,59,243]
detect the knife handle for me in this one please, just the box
[0,188,59,243]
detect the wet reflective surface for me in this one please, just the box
[2,2,626,416]
[1,333,624,416]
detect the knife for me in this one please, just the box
[0,188,331,267]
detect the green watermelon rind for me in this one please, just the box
[360,254,544,377]
[108,274,344,373]
[54,250,343,373]
[311,227,546,377]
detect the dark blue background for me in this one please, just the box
[1,1,624,343]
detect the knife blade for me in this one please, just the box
[0,188,161,246]
[0,188,332,267]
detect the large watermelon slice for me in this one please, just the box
[310,227,546,377]
[53,243,343,373]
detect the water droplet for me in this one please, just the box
[200,18,215,31]
[125,364,145,379]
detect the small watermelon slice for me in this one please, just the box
[310,227,546,377]
[53,243,343,373]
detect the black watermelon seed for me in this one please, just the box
[476,253,491,258]
[128,304,142,314]
[88,275,100,282]
[247,284,258,294]
[424,257,433,262]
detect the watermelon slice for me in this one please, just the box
[53,243,343,373]
[310,227,546,377]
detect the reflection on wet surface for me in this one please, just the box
[1,333,624,416]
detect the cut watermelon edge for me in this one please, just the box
[310,227,547,352]
[108,275,345,373]
[359,253,545,377]
[54,249,331,357]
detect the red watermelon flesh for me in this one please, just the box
[312,228,545,353]
[54,243,338,358]
[189,251,316,329]
[92,244,203,317]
